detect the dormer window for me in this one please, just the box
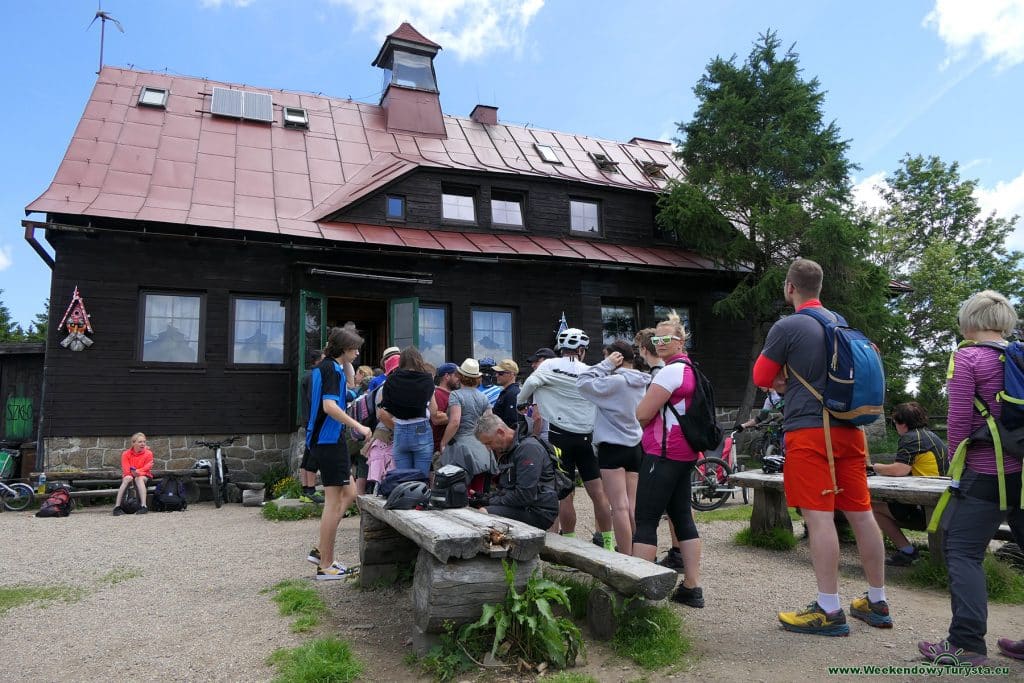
[392,51,437,91]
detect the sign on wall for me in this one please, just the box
[4,397,32,440]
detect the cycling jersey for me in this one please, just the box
[518,356,595,435]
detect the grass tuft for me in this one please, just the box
[693,505,752,523]
[262,501,322,521]
[543,569,595,620]
[0,584,87,615]
[612,604,690,669]
[100,566,143,585]
[893,553,1024,604]
[542,673,599,683]
[734,526,798,550]
[267,637,363,683]
[266,579,327,632]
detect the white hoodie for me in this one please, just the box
[518,356,595,434]
[576,358,650,446]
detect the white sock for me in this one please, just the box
[817,592,841,613]
[868,586,886,603]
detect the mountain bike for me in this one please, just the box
[689,431,748,511]
[750,415,785,462]
[193,436,239,508]
[0,480,35,511]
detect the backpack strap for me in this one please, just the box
[660,358,691,459]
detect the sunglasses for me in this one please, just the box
[652,335,682,345]
[495,370,513,376]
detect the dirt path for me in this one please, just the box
[1,498,1021,682]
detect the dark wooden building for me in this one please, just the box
[23,24,751,472]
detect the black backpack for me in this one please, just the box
[121,482,143,514]
[377,468,429,497]
[430,465,468,509]
[36,485,74,518]
[527,437,575,500]
[663,357,723,454]
[153,475,188,512]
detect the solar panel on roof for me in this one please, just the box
[210,86,273,123]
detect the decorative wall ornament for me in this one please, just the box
[59,286,94,351]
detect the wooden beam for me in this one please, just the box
[540,533,677,600]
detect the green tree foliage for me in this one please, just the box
[0,292,48,343]
[658,31,890,415]
[868,154,1023,415]
[25,299,49,342]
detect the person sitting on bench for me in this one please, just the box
[472,413,559,530]
[870,402,947,566]
[113,432,154,516]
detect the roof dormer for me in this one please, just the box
[372,23,446,137]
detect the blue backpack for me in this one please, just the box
[792,308,885,425]
[377,468,429,497]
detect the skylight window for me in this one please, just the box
[639,160,668,177]
[282,107,309,129]
[535,144,561,164]
[138,86,168,108]
[590,152,620,172]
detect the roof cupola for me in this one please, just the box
[373,23,446,137]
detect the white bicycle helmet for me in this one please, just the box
[556,327,589,351]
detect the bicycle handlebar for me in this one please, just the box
[193,436,240,449]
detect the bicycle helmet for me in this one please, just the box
[556,327,589,351]
[193,459,212,471]
[762,454,785,474]
[385,481,431,510]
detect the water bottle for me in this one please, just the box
[37,472,47,494]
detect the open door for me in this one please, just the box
[298,290,327,423]
[389,297,419,350]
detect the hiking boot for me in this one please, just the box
[885,548,919,567]
[997,638,1024,661]
[778,602,850,636]
[112,506,124,516]
[671,584,704,608]
[918,639,989,667]
[307,547,321,565]
[592,531,604,548]
[658,548,685,573]
[315,561,359,581]
[136,506,148,515]
[309,492,325,505]
[849,594,893,628]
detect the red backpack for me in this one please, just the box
[36,486,74,518]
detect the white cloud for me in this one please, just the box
[924,0,1024,69]
[330,0,544,60]
[0,245,12,271]
[976,169,1024,250]
[851,171,888,212]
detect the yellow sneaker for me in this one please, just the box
[849,594,893,628]
[778,602,849,636]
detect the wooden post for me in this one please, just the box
[586,583,647,640]
[359,512,419,585]
[750,487,792,535]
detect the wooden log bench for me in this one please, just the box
[540,533,679,639]
[356,495,546,649]
[731,471,1015,564]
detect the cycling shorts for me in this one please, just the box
[548,426,600,483]
[309,441,351,487]
[597,442,641,472]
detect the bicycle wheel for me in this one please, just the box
[211,457,224,508]
[732,460,750,504]
[690,457,733,511]
[2,483,35,511]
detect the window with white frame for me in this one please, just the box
[570,199,600,234]
[141,292,203,363]
[472,309,513,361]
[232,297,286,364]
[442,188,476,222]
[491,190,524,228]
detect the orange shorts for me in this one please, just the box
[783,426,871,512]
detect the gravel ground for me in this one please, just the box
[2,497,1022,682]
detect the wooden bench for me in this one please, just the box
[36,469,220,503]
[357,495,546,647]
[540,533,678,639]
[731,471,1015,563]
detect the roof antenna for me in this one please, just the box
[87,1,125,75]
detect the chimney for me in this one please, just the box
[372,23,446,138]
[470,105,498,125]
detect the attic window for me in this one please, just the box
[138,86,168,108]
[589,152,620,173]
[639,160,668,177]
[535,144,561,164]
[282,107,309,129]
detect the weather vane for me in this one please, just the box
[87,2,125,75]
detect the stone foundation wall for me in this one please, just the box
[44,433,303,482]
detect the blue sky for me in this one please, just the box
[2,0,1022,328]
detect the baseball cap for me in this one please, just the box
[494,359,519,375]
[436,362,459,376]
[527,347,556,362]
[478,357,496,368]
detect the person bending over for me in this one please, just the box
[113,432,154,515]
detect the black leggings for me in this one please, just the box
[633,453,698,546]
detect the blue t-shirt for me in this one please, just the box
[479,384,502,407]
[306,358,346,448]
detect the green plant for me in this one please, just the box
[461,560,583,670]
[264,579,326,632]
[867,428,900,456]
[100,566,143,585]
[262,500,322,521]
[272,476,303,499]
[262,464,291,491]
[734,526,798,550]
[612,604,690,669]
[267,637,362,683]
[418,621,481,682]
[893,553,1024,604]
[0,584,87,615]
[542,570,594,620]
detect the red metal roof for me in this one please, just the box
[26,66,716,272]
[388,22,442,49]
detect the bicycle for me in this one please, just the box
[193,436,239,508]
[0,480,35,511]
[689,431,748,511]
[749,415,785,462]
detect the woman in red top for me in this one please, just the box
[113,432,154,515]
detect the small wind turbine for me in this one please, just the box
[87,3,125,75]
